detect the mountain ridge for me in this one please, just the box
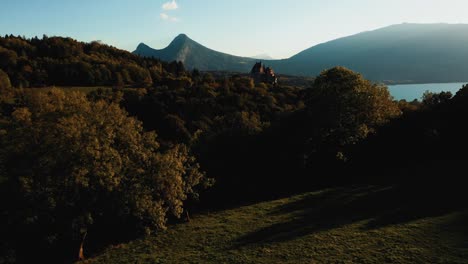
[134,34,258,72]
[134,23,468,83]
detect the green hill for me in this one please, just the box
[85,186,468,264]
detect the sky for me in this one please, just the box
[1,0,468,59]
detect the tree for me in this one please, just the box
[422,90,453,107]
[114,72,124,88]
[0,69,11,90]
[0,47,18,68]
[455,84,468,99]
[0,35,178,88]
[0,69,13,102]
[0,89,211,262]
[304,67,401,159]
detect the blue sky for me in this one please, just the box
[1,0,468,58]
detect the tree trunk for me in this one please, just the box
[186,210,191,222]
[78,231,87,261]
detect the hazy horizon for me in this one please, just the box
[2,0,468,58]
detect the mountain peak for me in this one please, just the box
[134,43,153,54]
[168,33,194,48]
[136,42,150,49]
[133,23,468,83]
[171,34,192,44]
[175,33,189,40]
[133,33,258,72]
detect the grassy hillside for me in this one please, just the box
[85,186,468,264]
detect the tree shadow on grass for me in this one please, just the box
[234,184,467,247]
[440,210,468,249]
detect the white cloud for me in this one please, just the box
[160,13,179,22]
[160,13,169,20]
[162,0,178,10]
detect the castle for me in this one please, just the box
[250,62,278,85]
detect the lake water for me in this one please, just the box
[387,82,467,101]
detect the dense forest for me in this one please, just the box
[0,35,186,88]
[1,35,468,263]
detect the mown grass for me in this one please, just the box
[84,186,468,264]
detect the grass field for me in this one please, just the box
[84,186,468,264]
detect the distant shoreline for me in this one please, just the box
[203,70,468,87]
[383,81,468,86]
[387,82,467,101]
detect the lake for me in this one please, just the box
[387,82,467,101]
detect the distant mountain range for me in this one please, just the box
[134,24,468,83]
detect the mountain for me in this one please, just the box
[277,23,468,83]
[251,53,275,60]
[135,24,468,83]
[134,34,256,72]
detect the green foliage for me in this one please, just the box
[0,46,18,69]
[0,35,186,88]
[422,90,453,107]
[117,78,306,206]
[123,80,304,145]
[305,67,401,157]
[455,84,468,98]
[0,69,13,102]
[397,99,421,113]
[0,69,11,89]
[0,89,211,262]
[347,82,468,188]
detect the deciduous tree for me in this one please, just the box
[0,89,211,262]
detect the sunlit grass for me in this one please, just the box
[84,186,468,264]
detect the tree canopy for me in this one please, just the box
[304,67,401,159]
[0,89,211,262]
[0,35,187,88]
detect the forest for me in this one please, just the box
[1,35,468,263]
